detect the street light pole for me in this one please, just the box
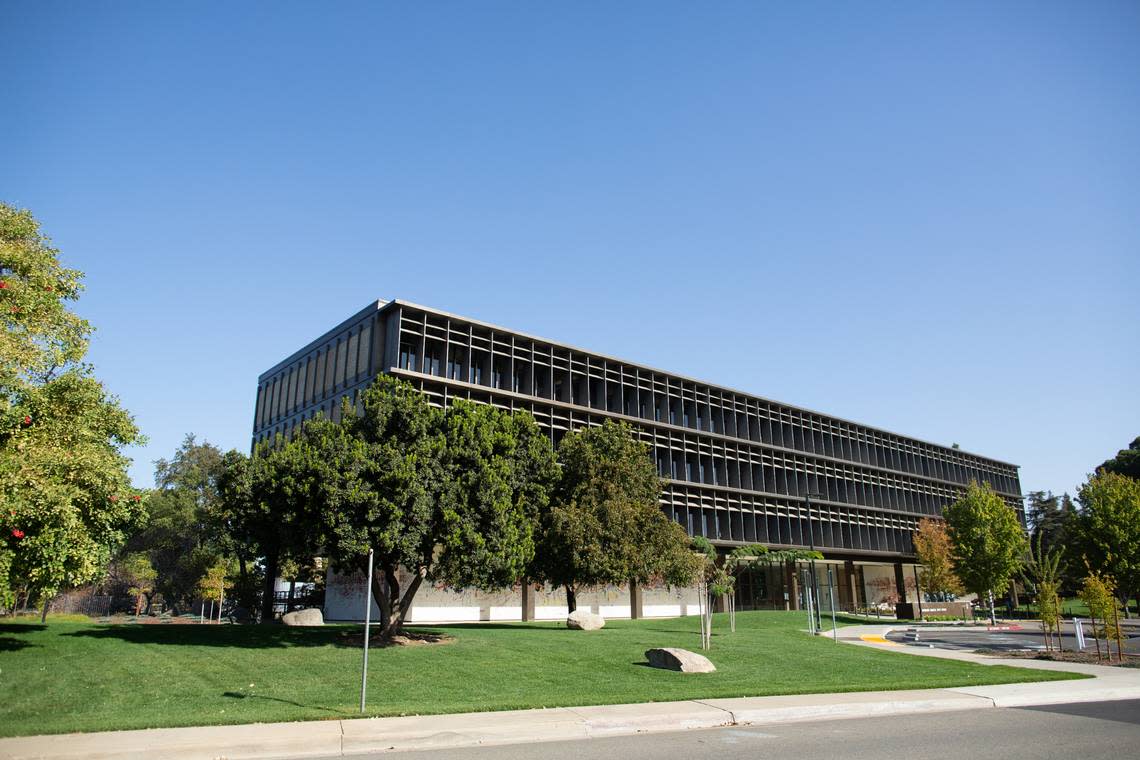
[359,548,374,714]
[805,492,824,633]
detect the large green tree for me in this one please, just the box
[216,441,319,621]
[533,420,699,612]
[1,204,144,615]
[1025,491,1076,556]
[943,481,1027,624]
[302,377,558,636]
[124,435,228,613]
[1074,471,1140,616]
[1098,436,1140,481]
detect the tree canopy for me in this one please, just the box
[1098,436,1140,481]
[299,377,558,635]
[912,518,962,598]
[943,481,1026,622]
[124,435,230,613]
[216,439,321,620]
[1,204,143,612]
[533,420,699,611]
[1074,471,1140,611]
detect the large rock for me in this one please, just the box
[645,647,716,673]
[566,609,605,630]
[281,608,324,626]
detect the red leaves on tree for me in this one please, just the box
[11,529,24,539]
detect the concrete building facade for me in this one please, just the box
[253,299,1023,621]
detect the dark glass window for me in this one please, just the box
[398,343,417,372]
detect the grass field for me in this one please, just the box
[0,610,1083,737]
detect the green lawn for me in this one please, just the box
[0,610,1083,737]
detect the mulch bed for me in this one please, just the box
[339,630,455,648]
[975,648,1140,668]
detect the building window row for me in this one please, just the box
[662,484,919,554]
[403,372,1020,509]
[254,318,374,430]
[393,308,1019,493]
[408,377,1024,526]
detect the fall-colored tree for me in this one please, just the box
[912,518,963,598]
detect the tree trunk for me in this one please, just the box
[40,595,52,623]
[261,553,279,622]
[387,567,427,635]
[370,569,393,627]
[286,579,296,612]
[565,585,577,613]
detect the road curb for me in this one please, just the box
[7,685,1138,760]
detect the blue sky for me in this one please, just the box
[3,2,1137,497]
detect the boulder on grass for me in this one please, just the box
[566,609,605,630]
[281,608,324,626]
[645,647,715,673]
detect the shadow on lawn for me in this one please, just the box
[0,636,35,652]
[0,623,46,633]
[419,622,568,633]
[222,690,352,716]
[64,624,348,649]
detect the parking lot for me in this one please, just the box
[885,623,1140,655]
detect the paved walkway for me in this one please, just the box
[3,624,1138,760]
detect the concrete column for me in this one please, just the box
[521,582,535,622]
[787,562,800,611]
[845,561,858,611]
[893,562,907,603]
[630,579,643,620]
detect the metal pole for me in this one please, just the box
[804,569,816,636]
[828,565,838,641]
[912,566,924,620]
[359,548,374,713]
[806,494,822,632]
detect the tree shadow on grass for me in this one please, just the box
[65,624,349,649]
[0,623,46,634]
[0,636,35,652]
[221,690,352,716]
[418,622,567,633]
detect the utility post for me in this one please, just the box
[804,492,824,633]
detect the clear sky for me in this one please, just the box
[3,2,1137,497]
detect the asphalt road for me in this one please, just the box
[885,624,1140,655]
[333,700,1140,760]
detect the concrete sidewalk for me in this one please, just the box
[4,625,1139,760]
